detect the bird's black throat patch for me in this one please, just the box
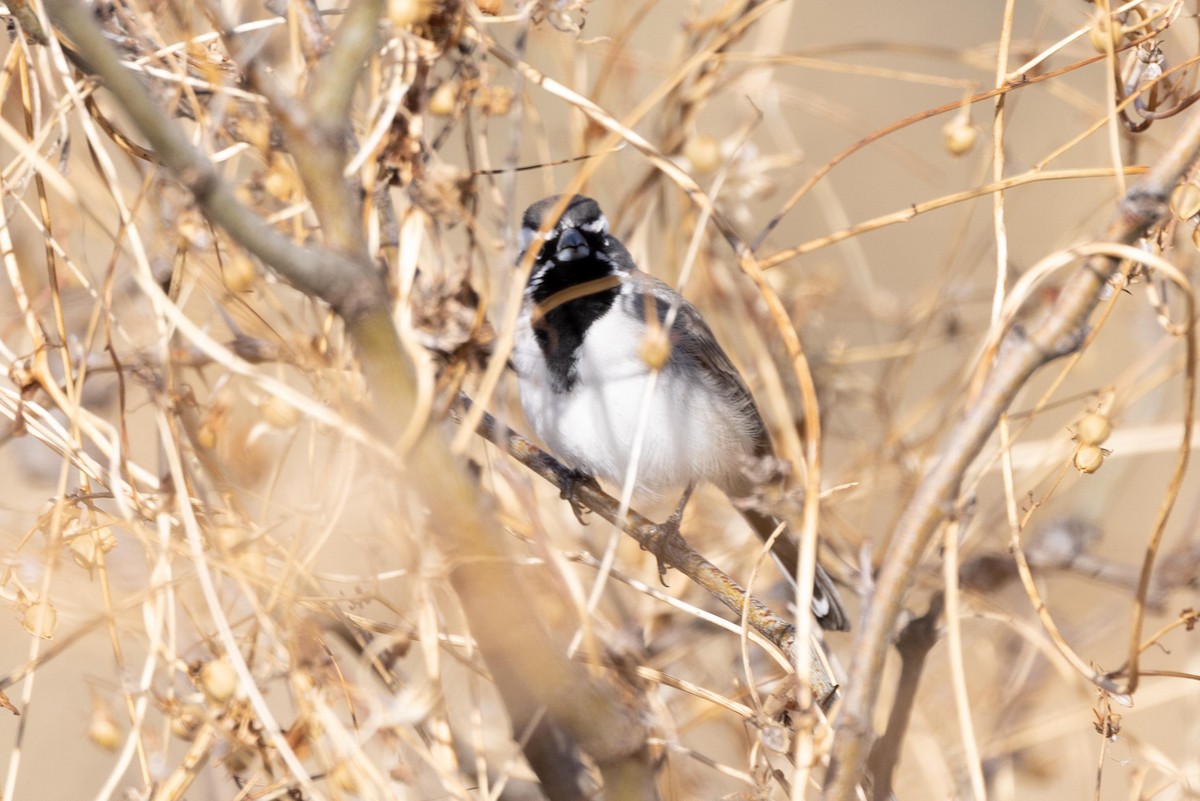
[529,257,620,393]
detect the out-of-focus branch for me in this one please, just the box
[460,395,840,708]
[43,0,384,325]
[196,0,375,258]
[293,0,383,256]
[824,107,1200,801]
[306,0,385,125]
[41,5,662,797]
[8,0,49,45]
[866,594,943,801]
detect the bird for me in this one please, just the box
[512,194,849,631]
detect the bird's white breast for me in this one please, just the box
[515,303,754,497]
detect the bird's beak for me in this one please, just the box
[555,228,590,262]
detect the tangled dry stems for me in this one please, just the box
[0,1,1197,799]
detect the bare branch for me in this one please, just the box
[42,0,385,323]
[824,105,1200,801]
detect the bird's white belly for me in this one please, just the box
[515,309,749,496]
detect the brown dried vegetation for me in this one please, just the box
[0,0,1198,799]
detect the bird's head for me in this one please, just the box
[518,195,612,267]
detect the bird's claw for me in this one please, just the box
[559,469,601,524]
[640,484,694,586]
[639,519,681,585]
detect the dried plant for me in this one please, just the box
[0,1,1198,799]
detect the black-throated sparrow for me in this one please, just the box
[513,195,849,631]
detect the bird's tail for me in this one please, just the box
[740,506,851,632]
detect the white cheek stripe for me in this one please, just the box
[526,261,554,292]
[582,214,608,234]
[519,225,553,255]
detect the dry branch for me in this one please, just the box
[824,104,1200,801]
[865,593,944,801]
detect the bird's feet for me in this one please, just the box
[559,469,602,524]
[640,484,694,584]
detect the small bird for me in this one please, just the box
[512,195,849,631]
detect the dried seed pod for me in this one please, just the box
[196,420,219,449]
[198,393,231,450]
[329,761,360,793]
[1076,411,1112,446]
[943,117,977,157]
[389,0,430,26]
[68,526,117,570]
[87,702,122,751]
[1171,181,1200,221]
[1089,11,1122,52]
[212,525,244,554]
[169,704,204,740]
[261,396,301,430]
[428,83,458,117]
[262,164,295,202]
[1074,443,1104,474]
[222,744,256,772]
[176,210,209,248]
[234,544,266,579]
[222,255,258,293]
[638,327,672,370]
[684,134,722,175]
[199,658,238,703]
[22,601,57,639]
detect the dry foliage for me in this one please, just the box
[0,0,1198,799]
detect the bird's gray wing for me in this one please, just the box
[623,272,773,458]
[623,272,851,631]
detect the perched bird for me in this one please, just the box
[512,195,849,631]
